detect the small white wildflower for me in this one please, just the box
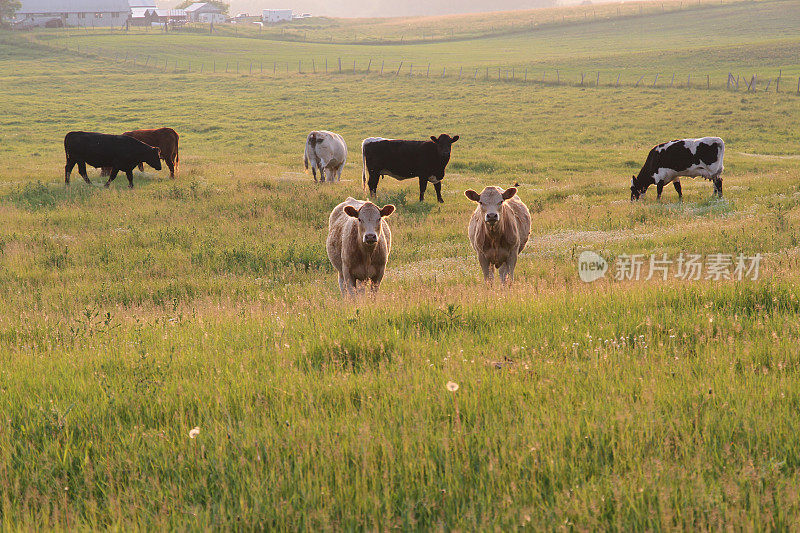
[189,427,200,439]
[446,381,459,392]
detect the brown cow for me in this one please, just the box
[465,186,531,285]
[326,197,395,297]
[101,128,179,178]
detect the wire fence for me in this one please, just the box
[54,41,800,95]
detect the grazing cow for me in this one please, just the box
[465,186,531,285]
[304,130,347,182]
[630,137,725,201]
[362,134,459,203]
[101,128,180,179]
[64,131,161,188]
[326,197,395,297]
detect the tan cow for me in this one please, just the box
[326,197,396,297]
[304,130,347,182]
[465,186,531,284]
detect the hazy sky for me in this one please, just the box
[224,0,558,18]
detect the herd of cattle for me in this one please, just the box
[61,129,726,296]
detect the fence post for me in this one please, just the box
[250,62,252,74]
[410,64,413,76]
[706,74,709,89]
[442,67,446,78]
[312,59,315,73]
[635,75,644,87]
[366,59,371,73]
[298,60,301,74]
[236,61,239,74]
[338,57,342,73]
[797,76,800,94]
[486,67,489,80]
[512,67,515,80]
[596,71,599,86]
[459,66,462,79]
[395,61,403,76]
[145,55,149,67]
[580,72,585,85]
[325,58,328,73]
[524,68,527,82]
[427,63,430,78]
[381,60,384,75]
[653,73,659,87]
[353,60,356,74]
[273,61,276,75]
[776,69,780,92]
[616,73,620,87]
[556,69,559,84]
[687,74,690,88]
[213,60,215,73]
[727,73,731,90]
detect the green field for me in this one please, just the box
[2,1,800,528]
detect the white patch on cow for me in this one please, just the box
[362,137,389,145]
[651,137,724,183]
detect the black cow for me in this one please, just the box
[64,131,162,188]
[630,137,725,201]
[362,134,459,203]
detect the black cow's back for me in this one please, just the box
[364,139,439,179]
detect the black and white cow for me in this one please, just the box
[362,134,459,203]
[630,137,725,201]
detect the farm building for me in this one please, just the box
[184,2,223,22]
[262,9,292,23]
[15,0,131,27]
[153,8,187,24]
[198,11,225,23]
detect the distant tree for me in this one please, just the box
[175,0,229,15]
[0,0,22,26]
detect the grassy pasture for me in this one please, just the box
[1,3,800,528]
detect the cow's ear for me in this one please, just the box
[344,205,359,218]
[451,135,459,143]
[502,187,517,200]
[379,204,395,217]
[430,136,438,143]
[465,189,481,202]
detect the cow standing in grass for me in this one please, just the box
[465,186,531,285]
[362,134,459,203]
[326,197,395,297]
[630,137,725,200]
[304,130,347,182]
[101,128,180,179]
[64,131,161,188]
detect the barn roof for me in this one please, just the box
[184,2,221,12]
[130,6,154,17]
[18,0,131,13]
[154,8,185,16]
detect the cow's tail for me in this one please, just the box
[361,139,367,193]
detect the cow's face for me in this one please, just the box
[430,134,459,159]
[465,186,516,227]
[344,202,395,246]
[630,175,649,201]
[147,147,162,171]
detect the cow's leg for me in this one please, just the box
[714,177,723,197]
[138,163,144,173]
[370,271,384,295]
[501,251,519,286]
[311,166,317,182]
[104,169,119,187]
[367,171,380,198]
[78,162,91,184]
[418,177,429,202]
[478,254,493,284]
[341,267,358,297]
[65,159,76,185]
[126,169,135,189]
[673,180,683,199]
[656,181,664,200]
[433,181,444,203]
[337,272,347,297]
[166,157,176,179]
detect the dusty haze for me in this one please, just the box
[210,0,558,18]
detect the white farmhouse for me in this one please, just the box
[16,0,131,27]
[184,2,224,22]
[262,9,292,23]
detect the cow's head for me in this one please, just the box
[630,175,651,201]
[430,134,459,159]
[146,147,162,171]
[465,186,516,228]
[344,201,395,246]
